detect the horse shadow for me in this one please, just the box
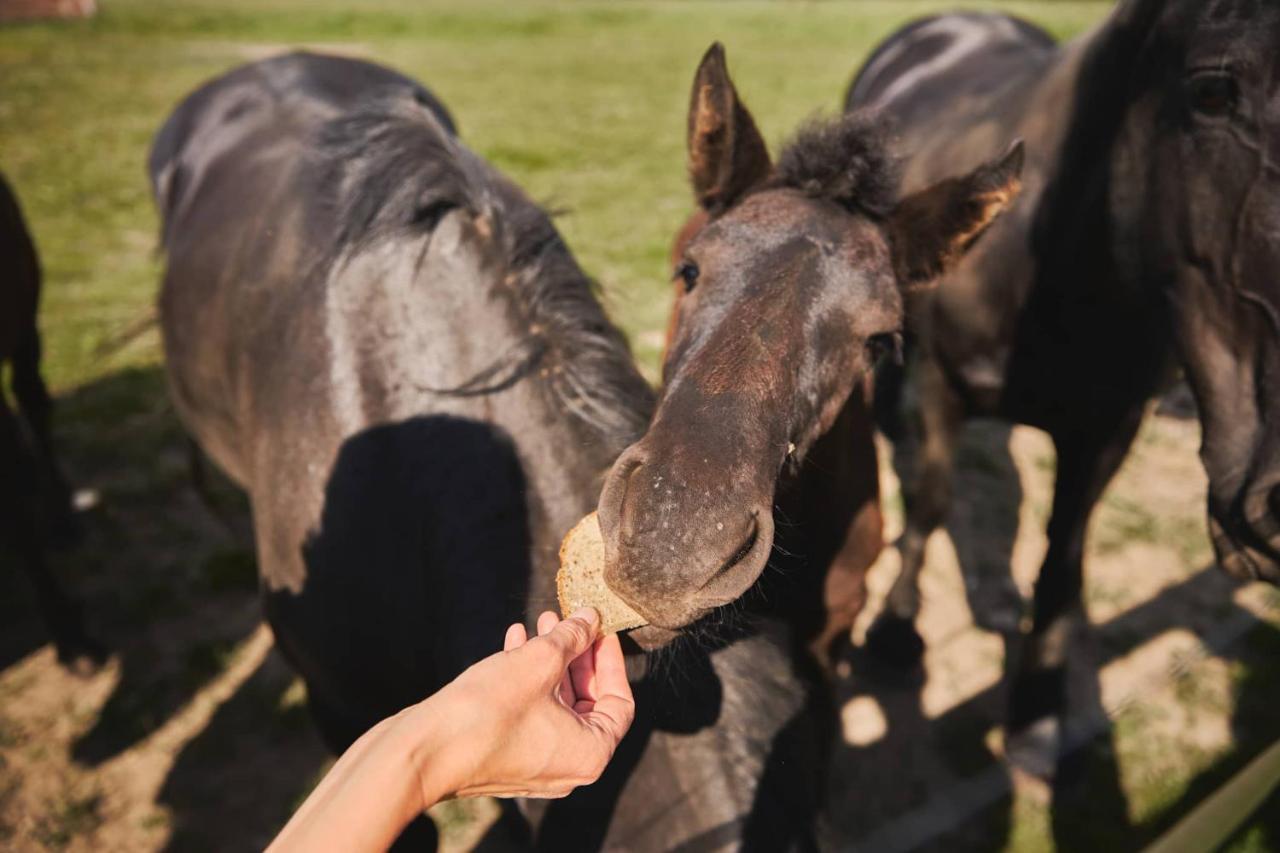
[24,367,263,768]
[0,364,333,844]
[831,417,1279,850]
[156,646,331,852]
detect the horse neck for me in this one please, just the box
[1029,5,1164,289]
[498,375,649,616]
[479,308,654,621]
[323,235,651,618]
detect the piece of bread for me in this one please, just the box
[556,512,648,634]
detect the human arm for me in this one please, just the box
[267,607,634,852]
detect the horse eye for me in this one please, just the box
[866,332,903,367]
[674,261,700,293]
[1187,72,1238,119]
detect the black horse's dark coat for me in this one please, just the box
[0,172,100,671]
[847,0,1280,736]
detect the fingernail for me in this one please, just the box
[570,606,600,627]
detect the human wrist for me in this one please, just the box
[400,686,491,806]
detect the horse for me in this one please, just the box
[845,0,1280,750]
[153,51,897,850]
[0,171,101,672]
[593,42,1020,659]
[548,43,1021,847]
[663,201,886,672]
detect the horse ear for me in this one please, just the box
[888,140,1024,289]
[687,43,772,212]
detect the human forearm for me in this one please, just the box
[267,704,456,852]
[267,610,633,852]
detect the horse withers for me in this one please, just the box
[847,0,1280,740]
[0,172,101,672]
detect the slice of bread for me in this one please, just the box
[556,512,647,634]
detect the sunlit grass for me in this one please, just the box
[0,0,1112,390]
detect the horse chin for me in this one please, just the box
[626,624,682,651]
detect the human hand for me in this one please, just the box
[410,607,635,801]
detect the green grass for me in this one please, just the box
[1,0,1112,388]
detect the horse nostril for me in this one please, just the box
[696,509,774,607]
[598,444,648,548]
[717,516,759,581]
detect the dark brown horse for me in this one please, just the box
[559,46,1019,847]
[595,42,1022,667]
[846,0,1280,747]
[664,206,883,668]
[0,172,101,672]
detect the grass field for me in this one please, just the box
[1,1,1278,850]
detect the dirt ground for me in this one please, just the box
[1,384,1278,851]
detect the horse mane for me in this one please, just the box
[313,90,654,443]
[773,111,900,219]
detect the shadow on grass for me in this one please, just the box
[25,367,258,766]
[157,649,329,852]
[834,418,1280,850]
[1144,621,1280,851]
[0,364,332,844]
[0,367,272,772]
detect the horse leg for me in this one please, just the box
[9,327,79,546]
[812,499,880,671]
[1005,405,1144,774]
[801,381,882,670]
[866,356,963,670]
[0,394,103,672]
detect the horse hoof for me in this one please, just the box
[864,615,926,672]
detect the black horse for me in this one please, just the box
[847,0,1280,746]
[153,52,865,849]
[0,172,100,672]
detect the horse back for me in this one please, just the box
[149,51,453,243]
[846,12,1056,151]
[151,53,455,483]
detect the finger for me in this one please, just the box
[542,607,600,665]
[503,622,527,652]
[592,632,632,704]
[567,636,599,701]
[537,610,559,636]
[534,611,575,701]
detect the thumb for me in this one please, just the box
[543,607,601,663]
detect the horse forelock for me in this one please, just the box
[773,111,900,219]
